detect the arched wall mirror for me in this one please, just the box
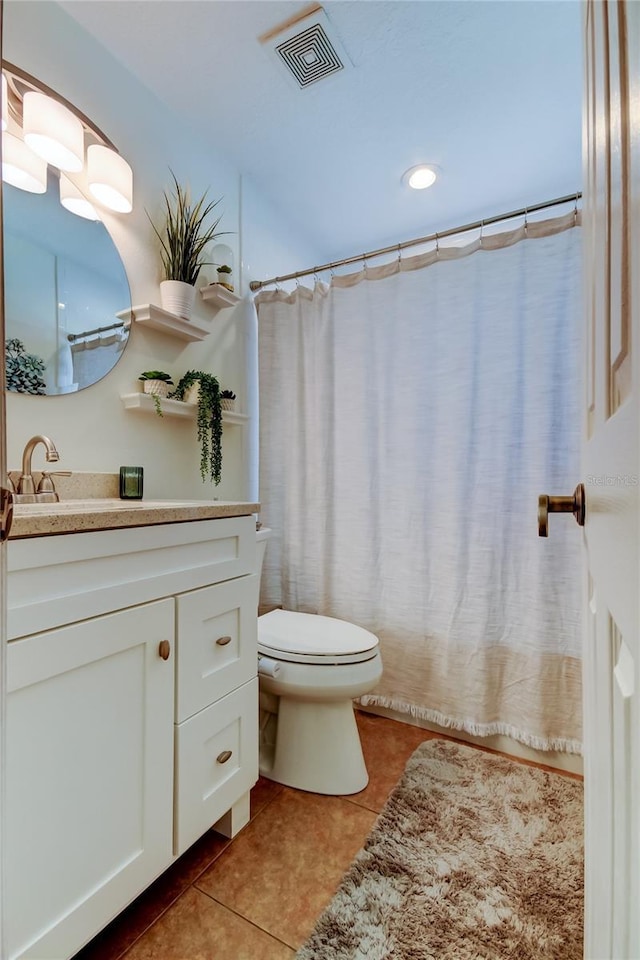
[2,62,133,395]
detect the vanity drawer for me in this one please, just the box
[176,575,257,722]
[174,677,258,855]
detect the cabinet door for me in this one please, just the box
[5,599,175,960]
[176,574,257,721]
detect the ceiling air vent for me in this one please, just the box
[260,4,352,90]
[276,22,343,88]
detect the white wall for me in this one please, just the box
[4,1,322,501]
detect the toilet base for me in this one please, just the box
[259,696,369,795]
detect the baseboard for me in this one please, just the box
[356,703,584,777]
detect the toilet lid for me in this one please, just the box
[258,609,379,658]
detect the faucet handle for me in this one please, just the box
[37,471,72,493]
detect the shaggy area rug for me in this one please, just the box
[296,739,583,960]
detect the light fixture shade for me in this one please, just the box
[59,174,101,221]
[2,132,47,193]
[1,74,7,132]
[87,144,133,213]
[23,91,84,172]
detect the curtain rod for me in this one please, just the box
[249,191,582,292]
[67,319,129,342]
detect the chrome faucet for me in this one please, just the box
[16,435,60,502]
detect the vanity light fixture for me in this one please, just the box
[1,62,134,215]
[87,144,133,214]
[59,173,101,221]
[403,164,438,190]
[2,131,47,193]
[23,91,84,172]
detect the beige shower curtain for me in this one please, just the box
[256,211,583,752]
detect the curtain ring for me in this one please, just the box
[480,220,484,245]
[524,207,529,235]
[313,268,320,284]
[362,254,368,274]
[397,244,402,264]
[573,195,578,224]
[435,233,440,257]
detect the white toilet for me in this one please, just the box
[256,527,383,795]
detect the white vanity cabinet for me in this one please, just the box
[6,514,258,960]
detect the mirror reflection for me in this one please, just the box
[4,168,131,395]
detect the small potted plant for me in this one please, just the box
[138,370,173,416]
[220,389,236,411]
[215,264,234,292]
[147,170,228,320]
[171,370,223,484]
[6,338,47,395]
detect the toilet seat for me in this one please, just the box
[258,609,379,666]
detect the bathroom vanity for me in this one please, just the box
[6,501,260,960]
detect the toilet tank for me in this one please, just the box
[256,526,272,580]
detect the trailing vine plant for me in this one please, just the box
[171,370,223,484]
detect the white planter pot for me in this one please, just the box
[184,382,200,405]
[160,280,196,320]
[221,398,235,411]
[216,273,234,291]
[142,379,170,398]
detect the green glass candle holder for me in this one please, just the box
[119,466,144,500]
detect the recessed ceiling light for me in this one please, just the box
[403,164,438,190]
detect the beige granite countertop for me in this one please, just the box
[10,499,260,539]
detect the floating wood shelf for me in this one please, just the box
[116,304,211,342]
[120,393,249,424]
[200,284,241,310]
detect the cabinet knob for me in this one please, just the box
[215,635,232,646]
[158,639,171,661]
[216,750,233,764]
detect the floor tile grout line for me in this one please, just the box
[343,799,381,813]
[115,793,295,959]
[114,892,188,960]
[192,888,300,954]
[248,786,287,824]
[159,789,286,897]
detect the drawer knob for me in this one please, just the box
[216,749,233,764]
[216,635,232,646]
[158,639,171,661]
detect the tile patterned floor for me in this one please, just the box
[73,712,582,960]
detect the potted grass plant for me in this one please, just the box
[171,370,223,484]
[148,171,228,321]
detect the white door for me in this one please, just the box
[0,6,11,960]
[582,2,640,957]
